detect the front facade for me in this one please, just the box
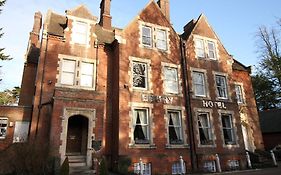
[0,0,263,174]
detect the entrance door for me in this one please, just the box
[66,115,88,154]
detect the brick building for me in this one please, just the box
[0,0,263,174]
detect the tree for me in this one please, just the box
[253,19,281,110]
[0,86,20,105]
[0,0,11,61]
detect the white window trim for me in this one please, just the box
[13,121,30,143]
[56,54,97,90]
[164,105,189,148]
[193,34,219,60]
[190,67,210,99]
[129,102,155,149]
[129,56,152,93]
[218,110,240,148]
[161,62,182,96]
[194,108,216,148]
[213,71,230,101]
[67,15,97,48]
[0,117,8,139]
[234,82,246,105]
[139,21,171,54]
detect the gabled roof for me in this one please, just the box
[232,59,251,73]
[66,4,98,21]
[46,10,67,37]
[259,109,281,133]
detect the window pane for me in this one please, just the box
[216,75,228,98]
[62,59,75,73]
[168,111,183,144]
[208,41,216,59]
[198,113,213,145]
[134,109,149,144]
[81,62,94,75]
[0,118,8,138]
[156,30,167,50]
[235,85,244,103]
[221,114,235,145]
[192,72,206,96]
[133,62,147,89]
[195,39,205,58]
[73,22,88,44]
[80,75,93,87]
[164,67,178,93]
[61,72,75,85]
[142,26,152,47]
[13,121,29,143]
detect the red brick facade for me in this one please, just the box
[0,0,264,174]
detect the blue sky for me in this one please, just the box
[0,0,281,91]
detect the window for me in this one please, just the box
[60,58,95,89]
[192,71,206,97]
[221,114,236,145]
[228,160,240,170]
[164,67,179,94]
[215,75,228,99]
[235,84,244,104]
[203,161,216,172]
[142,26,152,47]
[132,61,148,90]
[0,118,8,139]
[156,29,167,50]
[197,113,213,145]
[134,162,151,175]
[168,111,183,144]
[195,38,205,58]
[133,108,150,144]
[207,41,216,59]
[194,36,217,59]
[172,161,186,174]
[80,62,94,87]
[72,21,88,44]
[61,59,76,85]
[13,121,30,143]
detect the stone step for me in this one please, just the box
[69,166,96,175]
[68,155,86,163]
[69,162,87,167]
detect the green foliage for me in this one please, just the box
[254,19,281,110]
[60,157,69,175]
[117,156,132,175]
[0,86,20,105]
[99,157,109,175]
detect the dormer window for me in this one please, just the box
[140,22,170,52]
[194,35,218,60]
[72,21,88,45]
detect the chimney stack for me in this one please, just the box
[99,0,112,30]
[32,11,42,35]
[157,0,170,22]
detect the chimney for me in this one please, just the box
[32,11,42,35]
[157,0,170,22]
[99,0,112,30]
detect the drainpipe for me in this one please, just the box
[180,38,198,172]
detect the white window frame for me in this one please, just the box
[142,26,152,48]
[139,21,170,53]
[57,54,96,90]
[172,161,186,174]
[235,83,245,104]
[215,74,228,99]
[132,61,148,90]
[221,113,236,145]
[197,112,214,146]
[0,117,8,139]
[194,35,218,60]
[132,108,150,144]
[192,71,207,97]
[156,29,167,50]
[61,59,76,86]
[164,66,179,94]
[167,110,183,145]
[203,161,216,172]
[72,21,88,45]
[228,160,240,170]
[134,162,151,175]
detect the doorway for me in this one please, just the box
[66,115,89,155]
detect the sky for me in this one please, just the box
[0,0,281,91]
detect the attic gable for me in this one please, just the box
[66,4,98,21]
[138,0,171,27]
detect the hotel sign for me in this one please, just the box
[202,100,226,109]
[141,94,173,104]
